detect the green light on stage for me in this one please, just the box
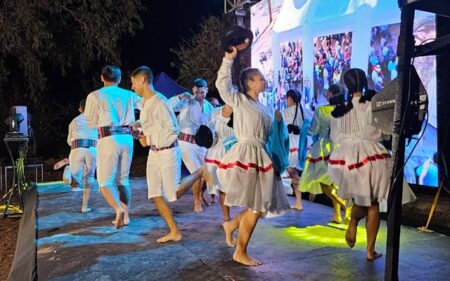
[284,224,367,247]
[38,181,65,186]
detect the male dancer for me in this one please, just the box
[85,65,142,229]
[131,66,211,242]
[67,99,97,212]
[168,78,214,212]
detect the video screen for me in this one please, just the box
[313,32,352,106]
[276,40,303,110]
[369,12,437,187]
[250,0,284,111]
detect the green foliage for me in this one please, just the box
[0,0,143,155]
[171,16,234,92]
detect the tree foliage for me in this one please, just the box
[0,0,143,156]
[171,16,235,93]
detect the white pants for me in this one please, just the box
[146,147,181,202]
[96,134,133,187]
[179,141,207,173]
[69,147,97,187]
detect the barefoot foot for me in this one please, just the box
[194,202,203,213]
[367,251,382,261]
[232,252,262,266]
[291,202,304,211]
[222,221,236,247]
[156,231,182,243]
[345,219,357,248]
[329,217,343,224]
[114,210,125,229]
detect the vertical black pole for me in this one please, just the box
[384,3,415,281]
[436,16,450,186]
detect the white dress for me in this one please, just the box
[215,58,290,216]
[205,107,235,195]
[328,97,391,207]
[299,105,336,194]
[281,105,304,170]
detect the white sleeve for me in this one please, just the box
[168,95,187,112]
[215,58,241,107]
[67,120,74,146]
[85,92,100,129]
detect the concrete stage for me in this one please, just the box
[36,179,450,281]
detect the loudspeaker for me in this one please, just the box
[371,65,428,138]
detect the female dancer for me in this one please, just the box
[281,89,304,210]
[205,104,235,223]
[299,84,351,224]
[328,68,390,261]
[216,47,290,266]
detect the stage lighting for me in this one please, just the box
[7,106,29,137]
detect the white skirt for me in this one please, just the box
[217,140,291,217]
[299,138,336,194]
[205,141,227,194]
[328,140,391,207]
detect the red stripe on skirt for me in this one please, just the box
[329,153,390,170]
[206,158,273,173]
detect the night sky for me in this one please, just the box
[122,0,224,80]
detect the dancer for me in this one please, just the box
[67,99,97,212]
[281,89,304,210]
[327,68,390,261]
[85,65,142,229]
[205,104,235,221]
[168,78,214,212]
[131,66,212,243]
[299,84,350,224]
[216,47,290,266]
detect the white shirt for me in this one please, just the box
[168,95,214,135]
[67,114,98,146]
[140,93,179,148]
[85,85,142,128]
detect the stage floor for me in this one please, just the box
[36,179,450,281]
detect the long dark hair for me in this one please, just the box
[239,67,261,101]
[331,68,372,118]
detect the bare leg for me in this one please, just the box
[344,203,352,225]
[118,185,131,225]
[192,179,203,212]
[321,183,346,222]
[219,192,230,222]
[152,196,182,243]
[81,184,91,213]
[198,179,210,207]
[100,186,124,229]
[176,166,209,198]
[232,209,262,266]
[366,203,382,261]
[345,204,367,248]
[289,168,303,210]
[223,208,248,247]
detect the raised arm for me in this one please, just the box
[215,47,241,107]
[167,92,190,112]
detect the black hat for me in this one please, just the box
[221,26,253,53]
[195,125,214,148]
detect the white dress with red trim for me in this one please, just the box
[299,105,336,194]
[205,106,235,194]
[215,58,290,217]
[328,97,391,207]
[281,105,303,170]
